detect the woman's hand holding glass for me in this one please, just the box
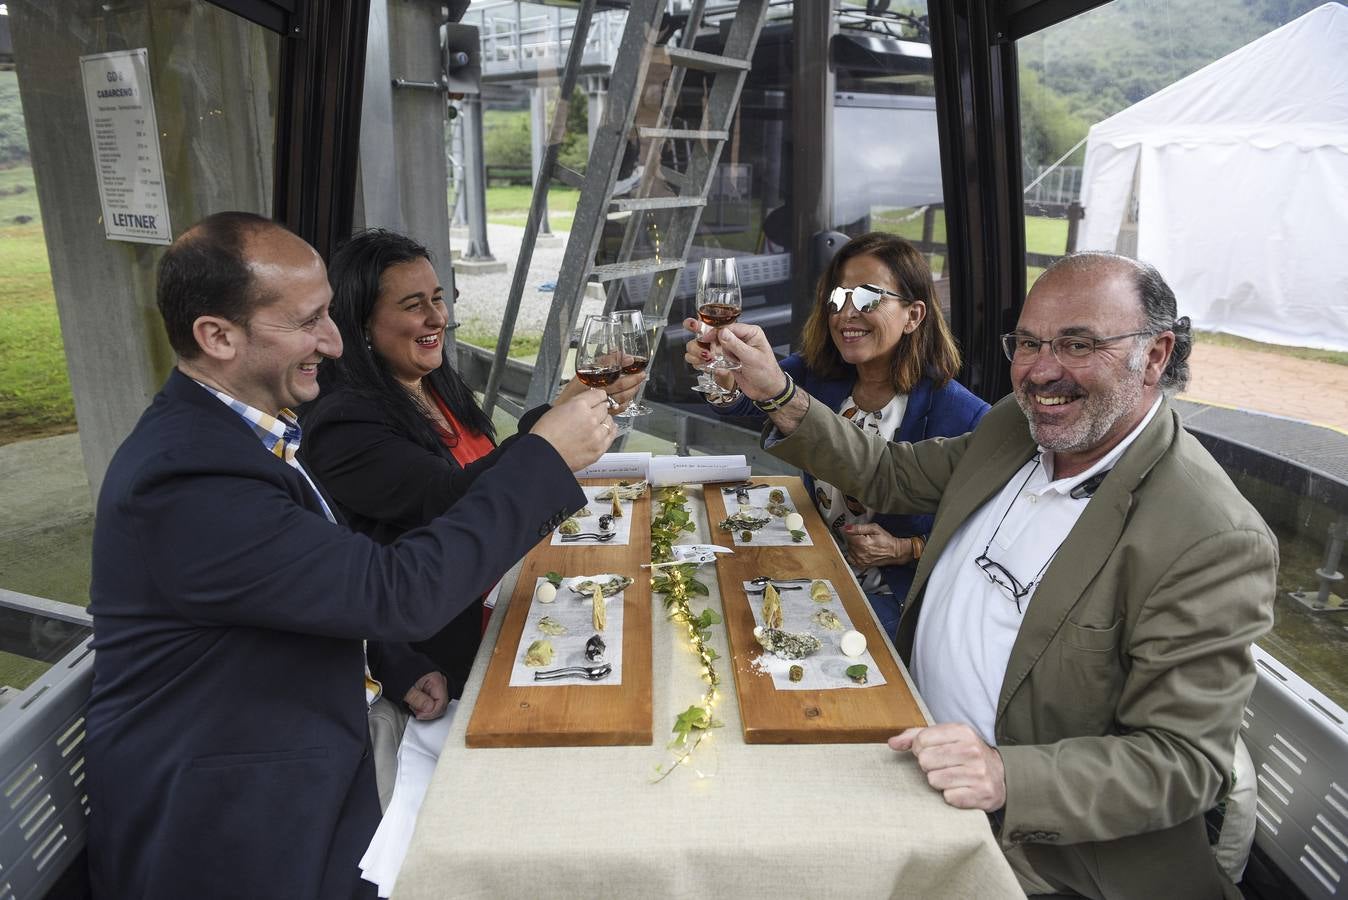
[565,315,647,418]
[557,362,646,410]
[682,321,737,395]
[689,258,742,399]
[609,310,653,418]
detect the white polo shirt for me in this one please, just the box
[912,398,1162,745]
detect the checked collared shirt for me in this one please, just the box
[192,379,382,703]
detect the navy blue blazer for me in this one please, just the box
[709,353,989,600]
[86,370,583,899]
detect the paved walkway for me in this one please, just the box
[1183,343,1348,433]
[0,433,93,606]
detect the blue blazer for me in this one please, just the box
[85,370,584,899]
[710,353,989,600]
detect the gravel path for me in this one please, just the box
[452,224,606,342]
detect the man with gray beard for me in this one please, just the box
[710,252,1276,899]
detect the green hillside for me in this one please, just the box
[1018,0,1342,166]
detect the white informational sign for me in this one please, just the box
[573,452,651,480]
[79,49,172,245]
[648,454,751,487]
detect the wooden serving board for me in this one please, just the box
[705,476,928,743]
[465,480,653,748]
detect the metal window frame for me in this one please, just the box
[271,0,372,259]
[927,0,1024,403]
[203,0,371,259]
[204,0,301,37]
[926,0,1116,404]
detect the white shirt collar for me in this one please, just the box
[1033,396,1164,497]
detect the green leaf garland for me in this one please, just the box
[651,487,723,781]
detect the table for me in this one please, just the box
[393,480,1023,899]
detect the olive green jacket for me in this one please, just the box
[768,395,1276,899]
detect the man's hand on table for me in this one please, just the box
[889,723,1007,812]
[404,671,450,721]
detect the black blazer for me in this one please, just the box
[301,389,550,690]
[86,370,582,899]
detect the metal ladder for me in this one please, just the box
[481,0,770,417]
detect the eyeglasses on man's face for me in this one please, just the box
[1000,330,1154,368]
[826,284,907,314]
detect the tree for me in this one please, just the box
[1018,68,1089,170]
[481,87,590,177]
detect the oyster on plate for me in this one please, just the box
[594,480,648,501]
[573,575,633,597]
[753,626,822,660]
[719,511,770,532]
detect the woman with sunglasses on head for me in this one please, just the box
[684,232,988,639]
[302,229,644,702]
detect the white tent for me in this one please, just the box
[1077,2,1348,351]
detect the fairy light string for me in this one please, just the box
[650,485,723,781]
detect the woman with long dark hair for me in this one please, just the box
[303,228,642,694]
[685,233,988,638]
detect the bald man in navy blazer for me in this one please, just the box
[86,212,618,898]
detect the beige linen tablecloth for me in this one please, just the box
[394,484,1023,899]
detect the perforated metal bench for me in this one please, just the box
[1244,646,1348,897]
[0,591,92,900]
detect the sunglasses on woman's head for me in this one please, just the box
[826,284,906,314]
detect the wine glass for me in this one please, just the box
[691,257,742,398]
[610,310,652,418]
[575,315,622,409]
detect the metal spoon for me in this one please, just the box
[560,532,618,543]
[722,482,769,493]
[533,663,613,681]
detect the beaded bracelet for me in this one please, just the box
[753,373,797,412]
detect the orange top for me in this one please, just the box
[432,391,496,466]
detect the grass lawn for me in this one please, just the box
[0,163,44,224]
[483,184,579,231]
[0,219,76,444]
[455,329,541,359]
[872,208,1069,286]
[1195,330,1348,367]
[0,651,53,693]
